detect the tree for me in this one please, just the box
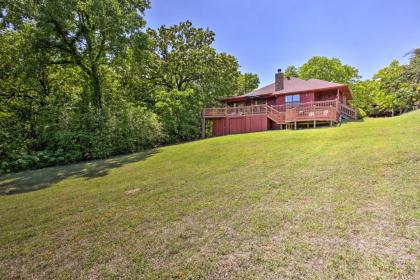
[0,26,52,159]
[146,21,217,92]
[352,57,418,117]
[236,73,259,94]
[373,60,413,113]
[145,21,245,142]
[404,48,420,107]
[284,66,299,78]
[0,1,165,173]
[299,56,360,84]
[351,80,384,116]
[2,0,151,108]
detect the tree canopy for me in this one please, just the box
[3,0,151,108]
[298,56,360,84]
[284,66,299,78]
[352,57,419,116]
[236,73,260,94]
[285,57,359,84]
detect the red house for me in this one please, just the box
[202,69,357,137]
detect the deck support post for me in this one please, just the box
[201,114,206,139]
[330,120,333,127]
[294,121,297,130]
[313,120,316,128]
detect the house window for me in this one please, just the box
[285,95,300,104]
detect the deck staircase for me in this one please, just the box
[267,105,285,124]
[339,103,358,120]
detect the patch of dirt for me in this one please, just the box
[124,188,141,195]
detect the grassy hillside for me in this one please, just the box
[1,111,419,279]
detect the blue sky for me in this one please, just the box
[145,0,420,86]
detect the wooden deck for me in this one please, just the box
[203,99,357,125]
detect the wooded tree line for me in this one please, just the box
[285,53,420,117]
[0,1,259,172]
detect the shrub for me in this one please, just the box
[357,108,367,119]
[0,104,163,174]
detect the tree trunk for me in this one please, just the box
[90,64,102,108]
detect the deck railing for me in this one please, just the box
[267,104,285,123]
[226,104,267,115]
[203,99,357,123]
[339,103,358,119]
[285,100,338,122]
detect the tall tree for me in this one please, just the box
[145,21,244,142]
[404,48,420,107]
[351,80,383,115]
[284,66,299,78]
[146,21,216,92]
[373,60,413,113]
[2,0,150,108]
[299,56,360,84]
[236,73,259,94]
[145,20,241,100]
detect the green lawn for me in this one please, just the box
[1,112,419,279]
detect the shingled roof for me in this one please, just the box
[222,77,349,102]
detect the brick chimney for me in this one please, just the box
[275,69,284,91]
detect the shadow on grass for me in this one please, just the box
[337,118,365,127]
[0,149,158,195]
[349,118,365,123]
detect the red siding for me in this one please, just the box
[267,97,276,105]
[315,90,337,101]
[276,92,315,105]
[212,115,268,136]
[276,95,285,105]
[300,91,315,103]
[212,119,226,136]
[228,117,244,134]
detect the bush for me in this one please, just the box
[154,89,202,143]
[1,150,72,173]
[0,104,163,174]
[357,108,367,119]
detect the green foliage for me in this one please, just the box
[404,49,420,92]
[144,21,244,142]
[145,21,241,98]
[0,112,28,164]
[373,60,412,109]
[154,89,201,143]
[351,59,418,115]
[351,80,379,114]
[146,21,217,91]
[0,1,165,173]
[3,0,151,108]
[237,73,260,94]
[1,104,162,173]
[1,150,74,173]
[403,49,420,107]
[299,56,360,84]
[284,66,299,78]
